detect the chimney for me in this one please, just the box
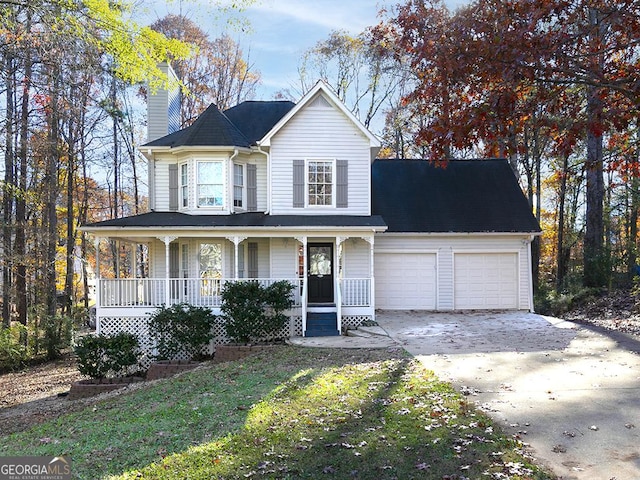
[147,62,181,142]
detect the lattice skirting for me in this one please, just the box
[341,315,373,330]
[100,314,305,367]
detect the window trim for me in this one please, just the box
[196,160,225,209]
[305,158,336,208]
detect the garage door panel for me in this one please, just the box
[375,253,436,310]
[454,253,518,309]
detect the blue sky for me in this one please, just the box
[140,1,469,100]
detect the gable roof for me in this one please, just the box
[371,159,541,233]
[143,101,295,149]
[257,81,381,149]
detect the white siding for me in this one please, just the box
[269,97,371,215]
[342,239,370,277]
[374,234,533,311]
[270,241,298,278]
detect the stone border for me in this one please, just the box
[146,360,200,381]
[68,377,144,401]
[213,345,277,363]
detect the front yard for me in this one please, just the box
[0,346,554,479]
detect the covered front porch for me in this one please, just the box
[89,231,378,338]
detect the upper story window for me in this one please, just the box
[233,164,244,208]
[307,160,334,206]
[180,163,188,208]
[197,161,224,207]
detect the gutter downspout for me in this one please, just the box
[256,144,270,214]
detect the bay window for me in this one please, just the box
[197,161,224,207]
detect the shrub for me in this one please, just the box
[0,324,28,371]
[148,303,216,361]
[221,280,295,344]
[74,332,140,379]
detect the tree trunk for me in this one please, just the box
[15,24,32,327]
[556,154,569,293]
[583,84,605,287]
[2,51,15,328]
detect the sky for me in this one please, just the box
[140,0,470,101]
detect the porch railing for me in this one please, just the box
[340,278,371,307]
[99,277,302,308]
[98,277,370,309]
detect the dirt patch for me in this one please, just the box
[0,356,84,436]
[562,289,640,337]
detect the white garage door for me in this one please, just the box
[454,253,518,309]
[375,253,436,309]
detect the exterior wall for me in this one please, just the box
[342,238,370,278]
[153,160,172,212]
[269,94,371,216]
[270,240,298,279]
[374,234,533,311]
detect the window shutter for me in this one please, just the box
[336,160,348,208]
[293,160,305,208]
[247,164,257,211]
[248,242,259,278]
[238,244,245,279]
[169,243,179,299]
[169,164,178,211]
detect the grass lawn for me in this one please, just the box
[0,346,555,479]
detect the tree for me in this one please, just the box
[295,28,401,131]
[150,14,260,125]
[386,0,640,289]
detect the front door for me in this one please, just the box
[307,243,334,304]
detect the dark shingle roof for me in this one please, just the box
[224,101,295,144]
[144,101,295,148]
[371,159,540,233]
[84,212,386,229]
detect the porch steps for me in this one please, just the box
[305,312,340,337]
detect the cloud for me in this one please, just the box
[249,0,382,34]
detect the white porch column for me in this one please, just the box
[295,236,308,335]
[159,236,177,305]
[335,236,347,334]
[226,236,247,279]
[362,235,375,315]
[93,237,101,333]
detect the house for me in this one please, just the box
[82,79,540,349]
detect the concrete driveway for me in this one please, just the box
[376,311,640,480]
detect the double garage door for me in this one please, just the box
[375,252,519,310]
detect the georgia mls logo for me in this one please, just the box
[0,456,72,480]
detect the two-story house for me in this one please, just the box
[82,78,540,350]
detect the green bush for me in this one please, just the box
[0,324,28,371]
[74,332,140,379]
[221,280,295,344]
[148,303,216,361]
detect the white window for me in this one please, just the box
[233,164,244,208]
[197,161,224,207]
[307,160,334,206]
[180,163,188,208]
[181,244,189,278]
